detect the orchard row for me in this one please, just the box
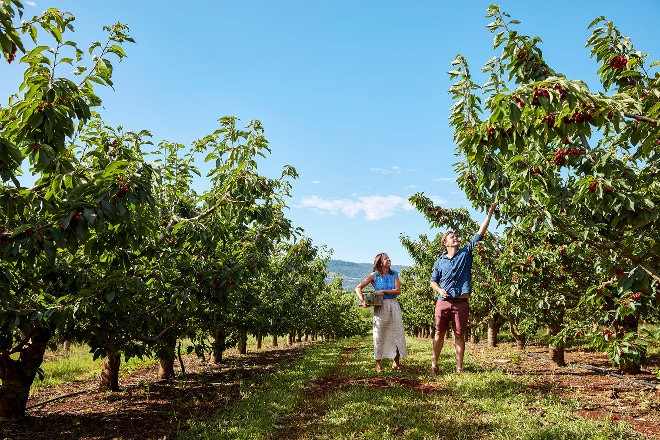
[0,3,366,419]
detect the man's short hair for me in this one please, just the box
[442,230,455,247]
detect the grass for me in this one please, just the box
[34,343,161,389]
[178,336,642,440]
[180,338,355,440]
[33,334,316,390]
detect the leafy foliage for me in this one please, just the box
[444,4,659,369]
[0,1,366,418]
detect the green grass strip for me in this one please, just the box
[179,337,358,440]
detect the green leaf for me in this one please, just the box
[521,191,530,203]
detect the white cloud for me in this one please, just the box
[369,166,400,175]
[25,1,36,6]
[299,194,413,221]
[432,177,456,182]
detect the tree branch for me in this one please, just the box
[156,194,233,245]
[623,112,658,125]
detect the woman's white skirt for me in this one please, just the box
[372,299,407,360]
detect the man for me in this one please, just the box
[429,203,496,375]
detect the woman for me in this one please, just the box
[355,252,407,373]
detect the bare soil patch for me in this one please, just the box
[2,340,658,439]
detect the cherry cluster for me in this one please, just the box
[512,96,525,108]
[35,101,55,112]
[6,41,17,64]
[426,206,450,224]
[115,177,129,199]
[609,55,628,70]
[543,114,555,128]
[555,104,596,126]
[553,83,568,100]
[530,84,567,107]
[587,181,615,194]
[531,86,550,106]
[552,148,582,166]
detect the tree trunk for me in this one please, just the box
[487,324,498,348]
[238,331,247,354]
[256,334,263,349]
[272,334,278,347]
[546,322,565,367]
[507,317,527,349]
[99,353,121,392]
[0,326,51,418]
[487,313,505,348]
[470,326,480,344]
[157,336,177,381]
[288,333,294,345]
[615,314,641,374]
[210,328,226,364]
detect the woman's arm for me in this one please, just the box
[387,275,401,296]
[355,274,375,307]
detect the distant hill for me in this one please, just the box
[326,259,409,290]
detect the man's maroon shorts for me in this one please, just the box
[434,298,470,335]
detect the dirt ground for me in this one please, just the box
[470,342,660,439]
[1,341,659,440]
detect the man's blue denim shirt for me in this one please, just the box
[429,233,482,300]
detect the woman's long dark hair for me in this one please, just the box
[372,253,394,276]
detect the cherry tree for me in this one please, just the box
[0,3,152,415]
[448,5,659,372]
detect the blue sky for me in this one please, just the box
[3,1,658,266]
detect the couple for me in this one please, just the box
[355,204,496,375]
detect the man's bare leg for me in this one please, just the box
[430,330,446,376]
[454,333,466,373]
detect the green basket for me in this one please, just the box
[362,291,383,307]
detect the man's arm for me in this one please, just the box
[477,203,497,237]
[430,281,449,299]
